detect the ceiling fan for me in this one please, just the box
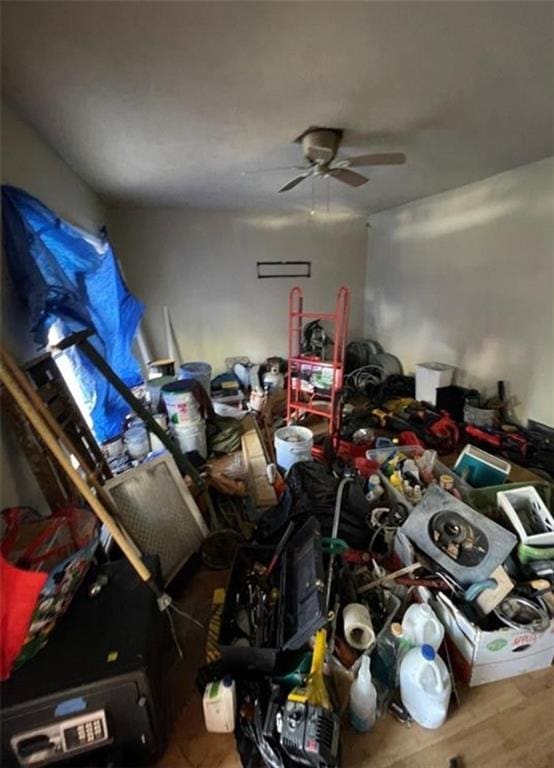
[278,126,406,193]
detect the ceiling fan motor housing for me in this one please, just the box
[297,127,343,164]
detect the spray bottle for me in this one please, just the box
[350,655,377,732]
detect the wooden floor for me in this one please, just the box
[159,569,554,768]
[159,666,554,768]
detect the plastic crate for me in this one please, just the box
[464,481,553,530]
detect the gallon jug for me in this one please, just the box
[203,676,236,733]
[400,644,451,729]
[350,655,377,732]
[401,603,445,649]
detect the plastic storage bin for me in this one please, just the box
[463,481,552,522]
[366,444,471,509]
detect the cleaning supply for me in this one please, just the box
[350,655,377,732]
[402,602,445,649]
[400,644,451,729]
[202,675,236,733]
[390,622,413,685]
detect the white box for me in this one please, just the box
[433,592,554,686]
[415,362,455,405]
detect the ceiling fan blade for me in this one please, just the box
[242,165,308,175]
[278,173,311,192]
[344,152,406,167]
[328,168,368,187]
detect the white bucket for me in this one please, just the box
[274,426,313,471]
[173,420,207,459]
[162,385,201,426]
[179,362,212,395]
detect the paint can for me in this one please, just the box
[172,420,207,459]
[274,426,313,471]
[179,362,212,395]
[161,381,201,425]
[102,434,125,460]
[124,425,150,461]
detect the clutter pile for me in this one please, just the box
[192,304,552,766]
[1,285,553,768]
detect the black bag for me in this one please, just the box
[258,461,370,549]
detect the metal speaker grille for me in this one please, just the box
[107,459,206,583]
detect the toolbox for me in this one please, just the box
[218,517,327,673]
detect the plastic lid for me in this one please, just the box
[222,675,233,687]
[421,644,435,661]
[390,622,403,638]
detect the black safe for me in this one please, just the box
[1,557,170,768]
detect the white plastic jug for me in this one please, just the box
[203,676,236,733]
[350,655,377,732]
[400,644,451,729]
[401,603,445,650]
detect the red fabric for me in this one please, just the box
[0,553,47,680]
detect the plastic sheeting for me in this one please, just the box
[2,186,144,442]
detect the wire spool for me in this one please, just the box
[345,364,387,397]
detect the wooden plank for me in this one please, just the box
[241,427,277,509]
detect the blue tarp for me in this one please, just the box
[2,185,144,442]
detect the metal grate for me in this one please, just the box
[105,455,208,583]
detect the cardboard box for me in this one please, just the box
[393,531,554,686]
[433,591,554,686]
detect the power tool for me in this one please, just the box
[279,629,340,767]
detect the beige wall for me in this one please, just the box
[1,101,106,510]
[365,157,554,425]
[107,208,368,371]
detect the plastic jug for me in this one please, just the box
[202,676,236,733]
[400,644,451,729]
[401,602,445,649]
[350,655,378,732]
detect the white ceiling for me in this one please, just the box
[2,1,552,214]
